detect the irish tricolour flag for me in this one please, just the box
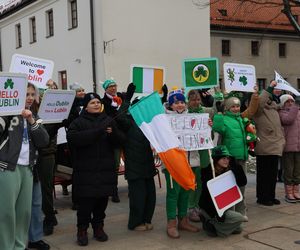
[129,92,195,190]
[132,66,164,94]
[207,170,242,217]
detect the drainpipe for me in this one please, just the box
[90,0,97,92]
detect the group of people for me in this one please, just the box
[1,77,300,249]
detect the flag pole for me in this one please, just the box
[208,149,215,178]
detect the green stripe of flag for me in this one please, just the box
[129,92,164,126]
[133,67,143,93]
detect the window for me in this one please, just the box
[59,70,67,89]
[257,78,266,90]
[29,17,36,43]
[15,23,22,48]
[68,0,78,29]
[46,9,54,37]
[279,43,286,57]
[251,41,259,56]
[222,40,230,56]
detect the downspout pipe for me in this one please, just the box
[90,0,97,92]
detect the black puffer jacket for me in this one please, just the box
[67,111,125,198]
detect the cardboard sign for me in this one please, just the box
[224,63,256,93]
[182,58,219,91]
[38,90,75,124]
[0,72,27,116]
[130,64,165,94]
[207,170,243,217]
[167,113,214,151]
[274,71,300,96]
[10,54,54,89]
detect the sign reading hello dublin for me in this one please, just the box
[0,72,28,116]
[10,54,54,89]
[182,57,219,90]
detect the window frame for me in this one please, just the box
[68,0,78,30]
[279,42,286,57]
[15,23,22,48]
[29,16,37,43]
[222,40,231,56]
[251,41,259,56]
[46,9,54,38]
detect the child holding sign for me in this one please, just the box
[199,145,247,237]
[0,82,49,250]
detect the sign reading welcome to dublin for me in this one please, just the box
[182,57,219,90]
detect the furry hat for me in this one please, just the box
[279,94,295,108]
[102,79,116,90]
[69,82,84,91]
[82,92,101,108]
[168,89,186,106]
[224,97,240,110]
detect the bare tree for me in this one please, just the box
[194,0,300,35]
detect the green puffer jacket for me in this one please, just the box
[212,111,247,160]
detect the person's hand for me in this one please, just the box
[270,80,277,88]
[22,109,35,124]
[106,127,112,133]
[126,82,136,101]
[162,84,168,96]
[208,118,213,127]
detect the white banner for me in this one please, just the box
[167,113,214,151]
[274,71,300,96]
[0,72,27,116]
[38,90,75,124]
[224,63,256,93]
[10,54,54,89]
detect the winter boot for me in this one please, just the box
[77,226,88,246]
[43,215,58,236]
[178,216,200,232]
[293,184,300,201]
[167,219,180,239]
[93,223,108,242]
[285,185,296,203]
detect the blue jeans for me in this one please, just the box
[28,181,43,242]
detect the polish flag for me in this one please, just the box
[207,170,242,217]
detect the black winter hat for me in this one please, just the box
[82,92,101,108]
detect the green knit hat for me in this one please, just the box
[102,79,116,90]
[211,145,231,159]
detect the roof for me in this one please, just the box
[210,0,300,34]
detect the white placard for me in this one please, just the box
[223,63,256,93]
[10,54,54,89]
[0,72,27,116]
[207,170,243,217]
[167,113,214,151]
[38,90,75,124]
[274,71,300,96]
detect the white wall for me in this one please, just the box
[99,0,210,92]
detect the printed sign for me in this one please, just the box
[167,113,214,151]
[182,58,219,90]
[207,170,243,217]
[10,54,54,89]
[274,71,300,96]
[38,90,75,124]
[223,63,256,93]
[130,65,164,94]
[0,72,27,116]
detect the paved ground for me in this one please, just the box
[44,171,300,250]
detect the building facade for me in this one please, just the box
[0,0,210,94]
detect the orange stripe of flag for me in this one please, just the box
[153,69,163,94]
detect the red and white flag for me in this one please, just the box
[207,170,242,217]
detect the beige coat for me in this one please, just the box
[253,90,285,156]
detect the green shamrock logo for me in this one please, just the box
[4,79,14,89]
[227,68,235,85]
[239,76,248,86]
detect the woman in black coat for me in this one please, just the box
[67,93,125,246]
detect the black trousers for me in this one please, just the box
[127,178,156,230]
[77,196,108,228]
[256,155,279,202]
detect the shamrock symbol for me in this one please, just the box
[239,76,248,86]
[227,68,235,85]
[194,66,208,81]
[4,79,14,89]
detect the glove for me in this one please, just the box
[161,84,168,103]
[216,101,224,113]
[126,82,136,101]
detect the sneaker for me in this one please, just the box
[133,224,147,231]
[188,208,201,222]
[257,200,273,206]
[28,240,50,250]
[111,194,120,203]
